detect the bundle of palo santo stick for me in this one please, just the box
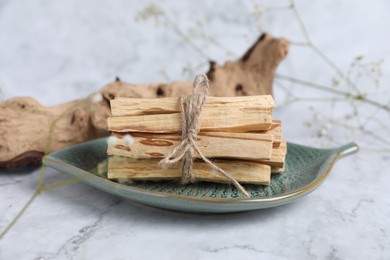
[106,90,287,188]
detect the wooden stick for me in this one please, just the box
[257,139,287,167]
[108,156,271,185]
[271,165,285,174]
[108,96,274,133]
[108,132,274,160]
[256,120,282,147]
[110,95,274,116]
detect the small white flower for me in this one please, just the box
[324,123,332,130]
[317,129,327,137]
[117,178,129,184]
[117,178,133,185]
[314,113,322,121]
[90,93,103,103]
[107,136,118,147]
[123,134,134,147]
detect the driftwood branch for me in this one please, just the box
[0,33,289,168]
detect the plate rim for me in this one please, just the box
[43,139,358,205]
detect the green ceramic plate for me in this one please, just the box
[43,138,358,213]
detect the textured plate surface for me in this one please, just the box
[43,138,358,213]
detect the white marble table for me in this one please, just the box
[1,1,389,259]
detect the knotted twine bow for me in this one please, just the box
[158,74,250,198]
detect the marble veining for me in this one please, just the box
[37,199,122,260]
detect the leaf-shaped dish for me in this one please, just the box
[43,138,358,213]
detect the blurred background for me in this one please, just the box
[1,0,389,150]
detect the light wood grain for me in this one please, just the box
[108,156,271,185]
[271,165,285,174]
[108,132,274,161]
[257,139,287,167]
[108,95,274,133]
[256,120,282,147]
[110,95,274,116]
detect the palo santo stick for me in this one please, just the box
[108,112,273,133]
[110,95,275,116]
[271,165,285,174]
[108,156,271,185]
[256,120,282,147]
[108,132,274,161]
[257,139,287,167]
[108,95,274,133]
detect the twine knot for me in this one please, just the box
[159,74,250,198]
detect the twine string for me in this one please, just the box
[159,74,250,198]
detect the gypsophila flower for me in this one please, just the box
[324,123,332,130]
[314,113,322,121]
[251,4,265,32]
[317,129,327,137]
[135,3,163,25]
[107,136,118,147]
[90,93,103,103]
[304,121,312,128]
[117,178,132,184]
[123,134,134,147]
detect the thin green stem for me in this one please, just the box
[365,115,390,133]
[37,99,87,191]
[1,99,92,239]
[265,4,293,12]
[276,74,390,112]
[197,32,236,57]
[289,41,311,47]
[289,1,311,42]
[276,97,346,109]
[0,191,39,240]
[290,0,361,94]
[160,8,210,60]
[43,177,82,191]
[310,44,361,94]
[327,117,390,146]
